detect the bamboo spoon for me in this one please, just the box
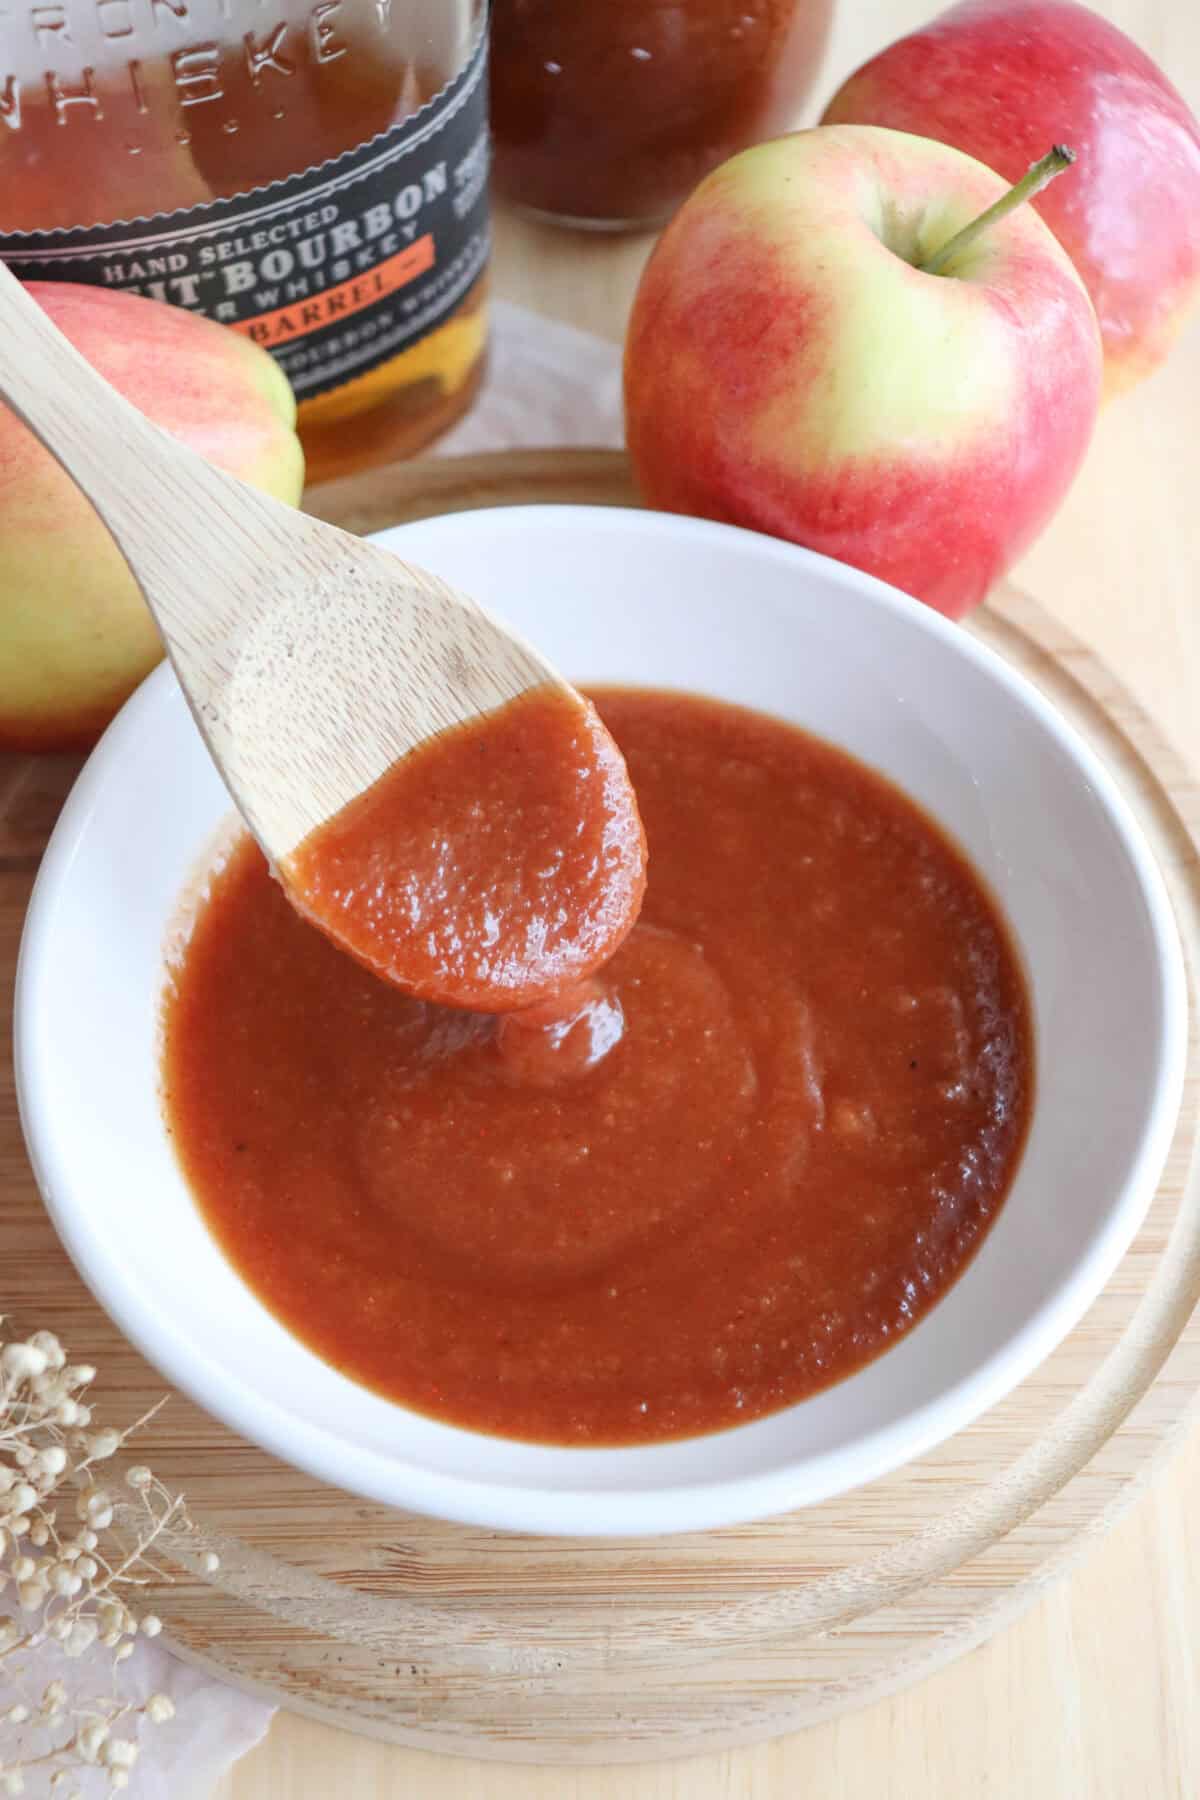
[0,262,568,862]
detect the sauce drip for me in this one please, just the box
[164,690,1033,1446]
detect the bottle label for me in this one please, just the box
[0,25,489,403]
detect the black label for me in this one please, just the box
[0,26,489,400]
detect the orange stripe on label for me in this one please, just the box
[230,235,436,348]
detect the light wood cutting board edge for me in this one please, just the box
[2,448,1197,1763]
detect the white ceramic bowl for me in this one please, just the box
[15,507,1187,1536]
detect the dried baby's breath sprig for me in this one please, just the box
[0,1318,217,1793]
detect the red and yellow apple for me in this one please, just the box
[0,283,304,752]
[623,125,1103,619]
[822,0,1200,392]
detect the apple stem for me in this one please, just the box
[918,145,1076,277]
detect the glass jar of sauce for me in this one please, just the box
[490,0,833,230]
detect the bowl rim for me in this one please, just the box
[13,504,1190,1536]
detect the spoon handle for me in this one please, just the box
[0,262,292,658]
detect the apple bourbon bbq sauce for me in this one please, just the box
[162,689,1034,1448]
[280,685,648,1013]
[0,0,489,481]
[489,0,834,230]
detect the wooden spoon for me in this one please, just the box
[0,263,564,854]
[0,267,646,1005]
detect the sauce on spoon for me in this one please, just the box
[281,685,647,1013]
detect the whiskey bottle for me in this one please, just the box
[0,0,489,481]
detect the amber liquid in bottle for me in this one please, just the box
[0,0,489,481]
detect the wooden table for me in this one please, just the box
[216,3,1200,1793]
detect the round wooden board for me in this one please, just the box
[3,449,1199,1765]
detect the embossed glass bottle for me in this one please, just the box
[0,0,489,482]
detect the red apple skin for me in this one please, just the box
[822,0,1200,392]
[0,284,305,753]
[624,126,1102,620]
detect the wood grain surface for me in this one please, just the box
[2,447,1198,1780]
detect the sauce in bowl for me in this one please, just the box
[162,689,1032,1446]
